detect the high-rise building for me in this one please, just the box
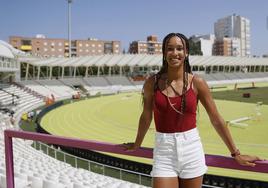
[128,35,162,54]
[214,14,250,56]
[9,35,121,57]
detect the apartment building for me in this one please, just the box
[9,35,121,57]
[129,35,162,54]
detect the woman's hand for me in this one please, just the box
[234,154,262,167]
[122,142,139,152]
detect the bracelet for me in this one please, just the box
[231,149,240,157]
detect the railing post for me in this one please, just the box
[4,131,14,188]
[75,157,77,168]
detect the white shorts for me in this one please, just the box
[151,128,207,179]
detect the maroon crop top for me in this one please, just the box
[153,76,198,133]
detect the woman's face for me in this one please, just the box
[165,36,188,68]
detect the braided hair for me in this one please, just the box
[155,33,192,114]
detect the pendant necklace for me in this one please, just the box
[165,79,183,115]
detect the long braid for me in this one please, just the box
[181,62,188,113]
[177,33,190,113]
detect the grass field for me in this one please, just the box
[40,83,268,181]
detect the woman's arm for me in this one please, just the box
[124,75,154,150]
[194,76,260,166]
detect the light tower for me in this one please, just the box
[266,16,268,30]
[67,0,72,57]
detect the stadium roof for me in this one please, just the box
[0,40,14,58]
[18,54,268,67]
[0,40,27,59]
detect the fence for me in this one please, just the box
[4,129,268,188]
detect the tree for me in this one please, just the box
[189,38,203,55]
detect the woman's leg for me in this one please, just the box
[179,175,203,188]
[153,177,179,188]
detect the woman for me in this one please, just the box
[124,33,260,188]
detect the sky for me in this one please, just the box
[0,0,267,56]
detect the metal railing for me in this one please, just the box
[4,129,268,188]
[33,141,151,185]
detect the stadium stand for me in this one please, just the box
[83,76,110,87]
[22,79,77,100]
[0,84,44,125]
[16,71,268,98]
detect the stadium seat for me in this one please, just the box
[0,174,30,188]
[118,182,132,188]
[73,183,88,188]
[0,167,5,175]
[0,174,6,188]
[28,175,43,188]
[43,179,65,188]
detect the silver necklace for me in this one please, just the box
[165,79,183,115]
